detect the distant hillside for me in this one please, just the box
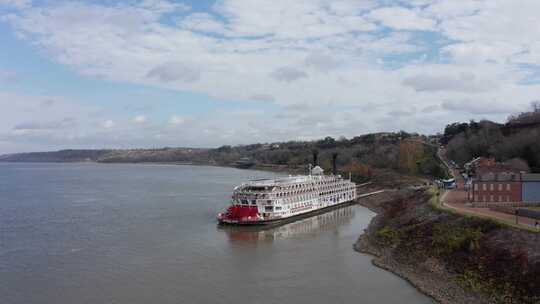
[0,148,209,163]
[0,149,113,162]
[0,132,446,182]
[443,108,540,172]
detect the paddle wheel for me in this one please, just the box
[218,205,260,223]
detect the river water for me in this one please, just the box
[0,163,432,304]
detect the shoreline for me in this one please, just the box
[354,193,444,303]
[353,191,488,304]
[353,234,482,304]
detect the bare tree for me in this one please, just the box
[532,100,540,112]
[505,158,531,172]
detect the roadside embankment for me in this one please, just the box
[354,189,540,304]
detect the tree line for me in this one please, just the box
[444,105,540,172]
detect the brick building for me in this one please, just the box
[469,166,540,204]
[462,156,540,204]
[469,169,522,203]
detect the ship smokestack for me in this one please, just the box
[312,150,319,166]
[332,152,338,175]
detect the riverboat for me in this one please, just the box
[217,166,357,225]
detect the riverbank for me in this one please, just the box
[354,188,540,304]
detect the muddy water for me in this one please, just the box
[0,163,433,304]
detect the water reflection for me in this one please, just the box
[219,205,356,242]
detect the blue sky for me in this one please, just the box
[1,0,540,153]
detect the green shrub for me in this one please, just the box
[376,226,402,246]
[432,223,483,255]
[455,269,496,294]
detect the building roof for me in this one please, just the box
[522,173,540,182]
[476,168,522,181]
[476,163,520,174]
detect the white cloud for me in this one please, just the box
[2,1,540,152]
[132,115,147,124]
[1,1,405,108]
[441,99,518,115]
[249,94,274,103]
[402,72,494,93]
[146,62,201,83]
[270,66,308,83]
[211,0,376,39]
[139,0,190,14]
[0,0,30,9]
[169,115,187,125]
[13,117,76,131]
[102,120,115,129]
[441,42,522,65]
[0,69,18,83]
[178,12,226,33]
[368,7,436,31]
[423,1,483,20]
[305,53,342,72]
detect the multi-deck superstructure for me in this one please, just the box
[217,166,357,225]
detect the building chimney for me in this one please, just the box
[312,150,319,166]
[332,152,338,175]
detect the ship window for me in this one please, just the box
[275,206,282,211]
[251,200,256,205]
[264,206,273,212]
[241,199,248,205]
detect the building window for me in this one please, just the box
[506,195,510,202]
[474,184,478,191]
[490,184,494,191]
[498,195,502,202]
[482,184,487,191]
[490,195,494,202]
[506,184,511,191]
[482,195,486,202]
[498,184,502,191]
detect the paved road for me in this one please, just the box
[438,148,539,230]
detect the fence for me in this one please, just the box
[489,205,540,220]
[472,201,529,208]
[517,209,540,220]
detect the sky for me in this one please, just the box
[1,0,540,153]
